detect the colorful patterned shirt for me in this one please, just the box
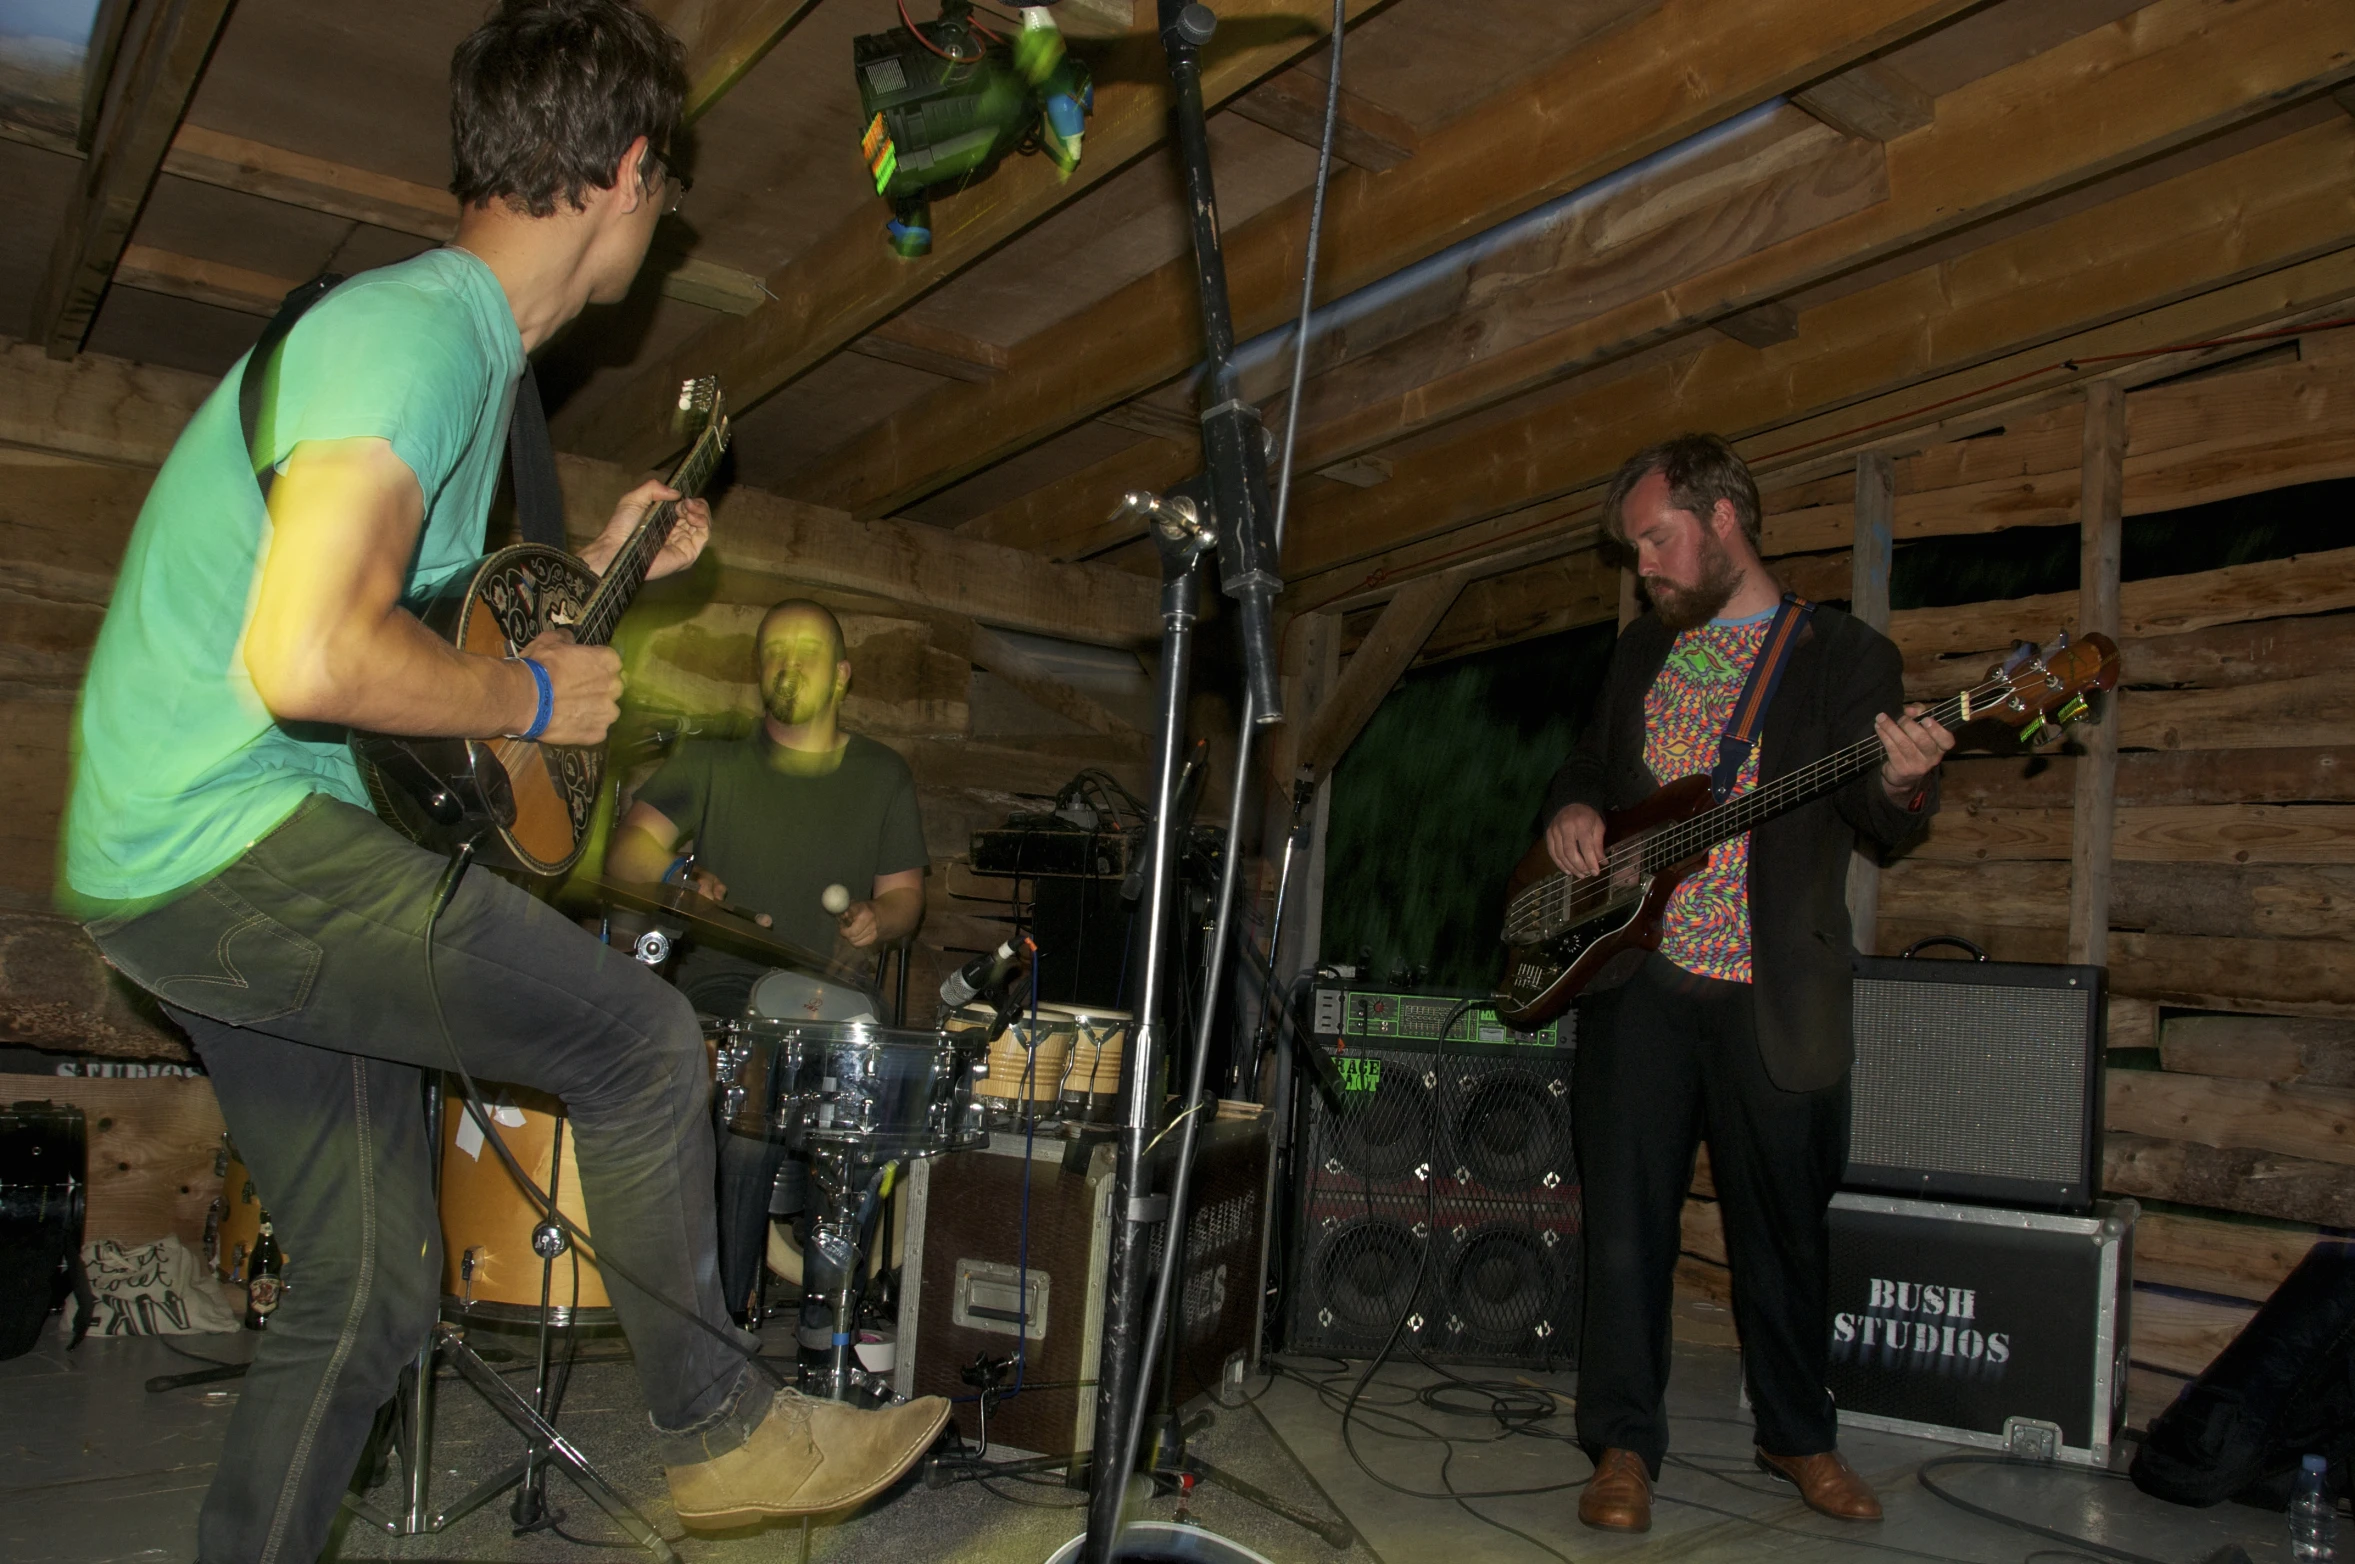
[1643,613,1773,983]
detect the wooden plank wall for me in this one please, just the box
[1669,336,2355,1425]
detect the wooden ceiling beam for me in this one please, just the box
[1229,59,1419,172]
[112,243,294,316]
[1283,116,2355,593]
[1293,568,1468,784]
[551,0,1395,471]
[1791,59,1934,142]
[162,123,455,238]
[787,0,1988,520]
[552,454,1158,647]
[648,0,827,122]
[1280,0,2355,491]
[960,0,2355,567]
[34,0,237,358]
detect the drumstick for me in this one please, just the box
[821,883,852,916]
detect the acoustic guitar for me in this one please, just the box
[1490,631,2120,1029]
[354,378,730,878]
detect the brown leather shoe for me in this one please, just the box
[667,1389,950,1528]
[1755,1446,1884,1521]
[1579,1447,1653,1532]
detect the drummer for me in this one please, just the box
[609,598,927,1317]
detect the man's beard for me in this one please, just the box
[1647,535,1743,632]
[764,672,822,726]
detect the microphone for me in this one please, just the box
[938,934,1035,1013]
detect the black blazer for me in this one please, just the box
[1542,605,1936,1093]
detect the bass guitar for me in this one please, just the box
[1490,631,2119,1029]
[354,378,730,878]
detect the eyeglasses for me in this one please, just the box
[648,149,692,215]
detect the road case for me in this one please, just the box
[1824,1192,2136,1468]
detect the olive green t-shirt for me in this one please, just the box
[63,250,524,910]
[635,730,930,993]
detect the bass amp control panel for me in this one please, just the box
[1309,983,1567,1049]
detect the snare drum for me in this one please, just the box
[748,967,880,1025]
[711,1019,987,1158]
[437,1087,614,1324]
[948,1004,1069,1125]
[1056,1005,1132,1123]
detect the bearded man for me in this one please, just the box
[1541,434,1954,1532]
[609,598,927,1316]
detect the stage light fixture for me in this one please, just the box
[854,2,1094,257]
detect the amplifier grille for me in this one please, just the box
[1851,978,2091,1186]
[1286,1027,1582,1368]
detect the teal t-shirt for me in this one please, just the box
[63,249,524,909]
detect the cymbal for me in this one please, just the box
[566,877,870,989]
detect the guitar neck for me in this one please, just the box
[1636,677,2001,874]
[571,432,723,648]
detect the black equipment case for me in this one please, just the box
[1824,1192,2136,1468]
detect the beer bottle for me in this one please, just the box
[245,1218,284,1329]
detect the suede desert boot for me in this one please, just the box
[667,1389,951,1528]
[1578,1447,1653,1531]
[1755,1447,1884,1521]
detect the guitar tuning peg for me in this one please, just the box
[2017,712,2048,746]
[2055,693,2090,725]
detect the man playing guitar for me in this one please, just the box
[1543,434,1953,1532]
[61,6,945,1558]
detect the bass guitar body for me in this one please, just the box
[354,544,604,878]
[1492,775,1713,1030]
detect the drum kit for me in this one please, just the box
[326,877,1034,1558]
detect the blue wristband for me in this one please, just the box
[514,656,553,741]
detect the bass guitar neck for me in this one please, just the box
[1490,630,2119,1028]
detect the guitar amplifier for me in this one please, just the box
[1846,955,2105,1212]
[1282,986,1580,1368]
[895,1114,1270,1456]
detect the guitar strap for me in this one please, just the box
[1710,592,1813,802]
[237,271,567,549]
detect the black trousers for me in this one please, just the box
[87,798,770,1564]
[1571,954,1848,1476]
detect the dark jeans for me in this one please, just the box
[1572,954,1848,1476]
[87,797,772,1564]
[679,969,808,1317]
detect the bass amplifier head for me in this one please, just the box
[1847,955,2104,1212]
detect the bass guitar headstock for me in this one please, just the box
[1971,630,2121,744]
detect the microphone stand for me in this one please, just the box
[1079,5,1295,1560]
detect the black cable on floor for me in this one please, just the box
[1915,1455,2175,1564]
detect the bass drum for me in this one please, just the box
[437,1084,613,1324]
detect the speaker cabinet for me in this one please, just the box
[1847,955,2105,1213]
[1284,988,1581,1368]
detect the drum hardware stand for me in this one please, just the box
[342,1077,680,1564]
[798,1144,895,1403]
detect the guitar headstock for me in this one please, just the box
[673,376,729,452]
[1975,630,2121,744]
